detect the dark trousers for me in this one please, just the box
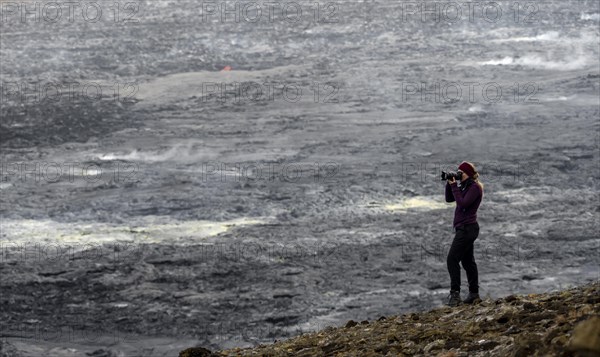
[447,222,479,293]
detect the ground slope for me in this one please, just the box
[180,282,600,357]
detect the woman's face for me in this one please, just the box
[459,171,469,182]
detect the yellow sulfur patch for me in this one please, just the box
[1,217,267,247]
[383,197,449,212]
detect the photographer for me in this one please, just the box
[444,161,484,306]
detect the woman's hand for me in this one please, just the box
[447,177,456,185]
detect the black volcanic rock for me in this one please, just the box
[179,347,218,357]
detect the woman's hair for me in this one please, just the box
[471,170,484,190]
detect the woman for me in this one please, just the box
[444,161,484,306]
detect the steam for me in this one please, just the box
[491,31,561,43]
[580,13,600,21]
[480,52,592,71]
[99,142,217,163]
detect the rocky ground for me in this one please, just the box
[180,282,600,356]
[1,0,599,356]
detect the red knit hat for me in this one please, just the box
[458,161,476,177]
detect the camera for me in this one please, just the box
[441,171,462,181]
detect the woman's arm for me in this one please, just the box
[445,182,455,202]
[451,183,481,208]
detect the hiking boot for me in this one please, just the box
[447,290,461,307]
[463,292,481,304]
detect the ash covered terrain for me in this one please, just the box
[1,0,599,356]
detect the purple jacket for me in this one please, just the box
[445,178,483,229]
